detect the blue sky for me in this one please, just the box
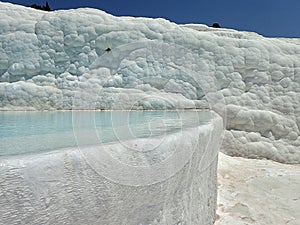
[3,0,300,37]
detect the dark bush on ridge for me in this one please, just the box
[211,23,221,28]
[29,1,51,11]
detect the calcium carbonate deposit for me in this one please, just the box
[1,2,299,163]
[0,2,300,225]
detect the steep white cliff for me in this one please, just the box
[0,2,299,163]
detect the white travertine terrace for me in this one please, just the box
[1,2,299,163]
[0,112,223,225]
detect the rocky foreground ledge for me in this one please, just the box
[0,114,223,225]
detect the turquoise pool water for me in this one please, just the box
[0,111,211,157]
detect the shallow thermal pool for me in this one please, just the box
[0,110,212,157]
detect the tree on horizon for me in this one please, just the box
[29,1,51,11]
[211,23,221,28]
[44,1,51,11]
